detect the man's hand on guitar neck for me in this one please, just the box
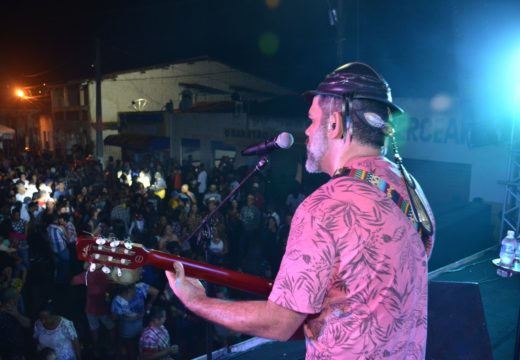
[167,261,207,304]
[166,261,307,341]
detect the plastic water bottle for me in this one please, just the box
[499,230,517,267]
[514,237,520,272]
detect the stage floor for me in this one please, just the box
[195,245,520,360]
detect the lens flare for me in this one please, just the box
[259,32,279,56]
[430,94,452,112]
[265,0,280,9]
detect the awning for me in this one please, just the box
[104,134,169,151]
[0,124,15,140]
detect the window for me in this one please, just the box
[67,85,80,107]
[181,138,201,166]
[212,141,236,167]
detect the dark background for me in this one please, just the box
[3,0,518,98]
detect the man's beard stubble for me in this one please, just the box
[305,123,328,174]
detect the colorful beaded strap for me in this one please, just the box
[333,167,430,250]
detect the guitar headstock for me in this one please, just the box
[77,235,150,278]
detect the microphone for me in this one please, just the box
[241,132,294,156]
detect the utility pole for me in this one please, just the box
[95,39,104,166]
[328,0,346,65]
[335,0,345,65]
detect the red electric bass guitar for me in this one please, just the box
[76,235,273,296]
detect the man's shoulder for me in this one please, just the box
[296,172,389,218]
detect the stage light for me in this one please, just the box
[511,49,520,101]
[484,37,520,116]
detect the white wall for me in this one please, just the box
[85,60,294,163]
[86,60,293,125]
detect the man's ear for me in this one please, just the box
[328,111,344,139]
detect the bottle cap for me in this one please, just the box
[507,230,515,238]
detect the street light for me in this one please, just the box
[15,88,26,98]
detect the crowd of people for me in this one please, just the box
[0,151,306,360]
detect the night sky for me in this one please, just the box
[1,0,519,100]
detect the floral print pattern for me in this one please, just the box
[269,156,434,360]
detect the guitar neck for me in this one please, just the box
[147,250,273,296]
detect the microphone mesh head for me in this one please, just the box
[276,132,294,149]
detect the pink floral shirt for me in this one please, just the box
[269,156,434,360]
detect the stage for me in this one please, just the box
[194,245,520,360]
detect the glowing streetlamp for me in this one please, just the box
[15,88,26,98]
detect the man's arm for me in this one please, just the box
[166,262,307,341]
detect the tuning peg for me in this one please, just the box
[108,256,114,262]
[124,242,133,250]
[121,259,127,265]
[102,265,111,274]
[111,247,117,253]
[123,249,130,254]
[96,238,106,245]
[116,268,122,277]
[110,240,120,248]
[89,263,97,272]
[94,254,100,260]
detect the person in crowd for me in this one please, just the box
[208,225,227,267]
[260,216,280,275]
[206,197,225,229]
[238,194,262,259]
[15,182,27,203]
[180,184,196,212]
[158,224,180,253]
[53,180,67,201]
[39,197,57,229]
[71,267,115,358]
[137,168,152,189]
[111,281,159,359]
[37,347,57,360]
[181,203,202,257]
[166,62,435,359]
[154,215,169,240]
[85,207,102,236]
[139,306,178,360]
[203,184,221,207]
[0,287,31,359]
[225,199,242,267]
[64,213,77,248]
[227,172,240,203]
[26,175,39,200]
[110,196,130,234]
[33,301,82,360]
[249,182,264,211]
[46,214,70,285]
[39,180,53,200]
[129,211,151,245]
[196,163,208,204]
[285,184,305,215]
[171,162,183,191]
[277,213,292,256]
[9,208,29,269]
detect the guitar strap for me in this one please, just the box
[333,167,432,253]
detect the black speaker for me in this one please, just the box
[427,281,493,359]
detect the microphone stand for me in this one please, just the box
[184,156,269,360]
